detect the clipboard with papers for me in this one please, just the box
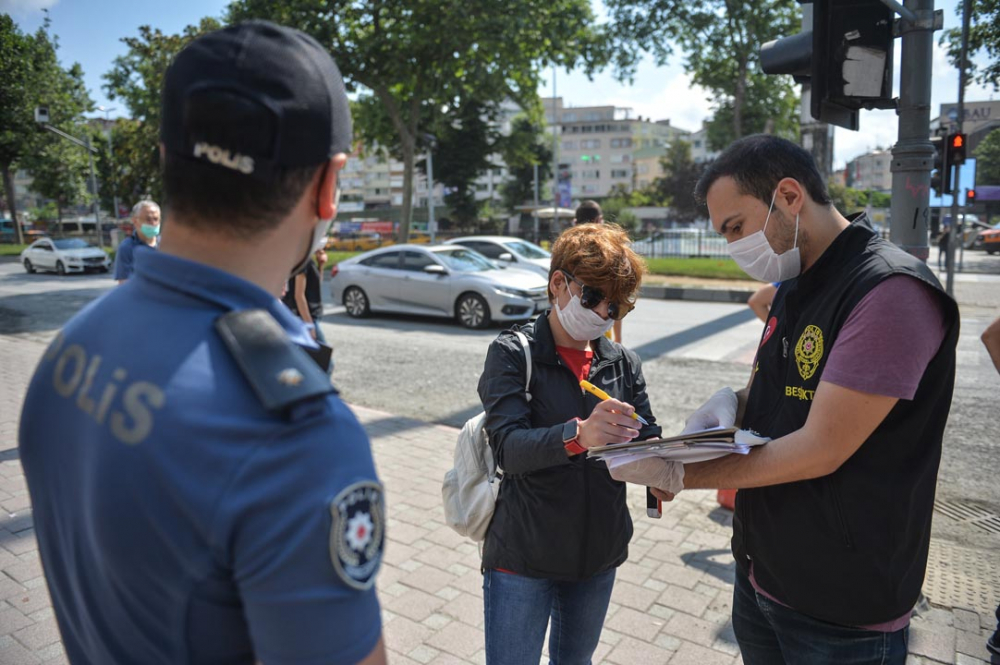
[588,427,770,465]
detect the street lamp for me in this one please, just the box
[34,106,104,249]
[97,106,119,221]
[422,133,438,243]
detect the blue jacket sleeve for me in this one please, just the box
[113,241,134,280]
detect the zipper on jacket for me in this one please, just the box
[826,478,854,549]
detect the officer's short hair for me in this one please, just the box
[694,135,832,208]
[575,200,603,224]
[130,200,160,221]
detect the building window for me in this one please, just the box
[562,141,577,150]
[610,138,633,149]
[611,169,630,178]
[563,112,576,122]
[610,154,631,164]
[581,139,601,149]
[694,140,702,148]
[580,169,601,179]
[638,164,650,175]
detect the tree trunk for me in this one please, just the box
[57,201,63,236]
[1,164,24,245]
[400,134,415,245]
[733,57,748,140]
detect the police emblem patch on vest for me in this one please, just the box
[795,325,824,380]
[329,481,385,590]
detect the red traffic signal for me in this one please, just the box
[967,188,976,203]
[947,132,967,166]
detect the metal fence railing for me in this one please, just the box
[632,229,731,259]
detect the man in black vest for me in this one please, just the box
[614,135,959,664]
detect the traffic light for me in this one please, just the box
[947,133,967,166]
[967,188,976,204]
[760,0,895,130]
[930,136,949,197]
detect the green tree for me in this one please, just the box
[227,0,611,242]
[426,101,498,227]
[648,138,707,222]
[974,128,1000,185]
[941,0,1000,91]
[0,15,92,243]
[607,0,800,149]
[102,19,223,207]
[499,111,553,214]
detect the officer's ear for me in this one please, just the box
[317,154,348,219]
[775,177,806,217]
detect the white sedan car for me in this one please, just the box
[444,236,551,278]
[330,244,549,329]
[20,238,111,275]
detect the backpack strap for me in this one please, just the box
[513,331,532,402]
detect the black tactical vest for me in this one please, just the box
[734,215,959,626]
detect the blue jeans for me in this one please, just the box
[733,568,908,665]
[483,568,615,665]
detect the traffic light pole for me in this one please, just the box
[889,0,940,264]
[945,0,972,295]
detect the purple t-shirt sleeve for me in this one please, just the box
[822,275,947,400]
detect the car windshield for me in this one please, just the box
[52,238,91,249]
[503,240,550,259]
[433,248,495,272]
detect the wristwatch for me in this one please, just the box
[563,418,586,456]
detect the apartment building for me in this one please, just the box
[845,149,892,192]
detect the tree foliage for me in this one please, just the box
[827,183,891,213]
[647,139,707,222]
[973,128,1000,185]
[102,19,223,208]
[0,14,92,242]
[606,0,800,149]
[226,0,612,242]
[500,110,553,214]
[941,0,1000,91]
[425,101,498,227]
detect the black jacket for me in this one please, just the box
[736,216,959,626]
[478,313,661,580]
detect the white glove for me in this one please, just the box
[607,457,685,496]
[681,387,738,435]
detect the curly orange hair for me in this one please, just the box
[548,223,646,306]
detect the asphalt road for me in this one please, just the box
[0,256,998,551]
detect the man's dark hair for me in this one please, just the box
[694,135,832,208]
[162,91,322,239]
[575,200,603,224]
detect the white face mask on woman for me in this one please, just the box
[726,189,801,283]
[555,291,615,341]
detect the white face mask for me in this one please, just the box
[555,292,615,341]
[291,188,340,276]
[726,189,801,283]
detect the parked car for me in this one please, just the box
[329,244,549,328]
[20,237,110,275]
[972,221,1000,254]
[326,231,384,251]
[444,236,551,278]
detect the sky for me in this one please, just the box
[3,0,997,170]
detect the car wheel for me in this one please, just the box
[456,292,490,329]
[56,261,66,276]
[343,286,370,318]
[23,259,34,274]
[988,249,998,255]
[100,266,109,273]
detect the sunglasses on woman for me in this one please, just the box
[561,270,634,321]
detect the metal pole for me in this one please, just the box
[552,66,559,232]
[86,135,103,250]
[533,163,540,244]
[427,147,436,243]
[946,0,971,291]
[105,112,120,222]
[889,0,938,265]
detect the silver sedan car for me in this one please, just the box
[329,244,550,328]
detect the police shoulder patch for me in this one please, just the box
[329,481,385,590]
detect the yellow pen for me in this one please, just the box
[579,380,650,426]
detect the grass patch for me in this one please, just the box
[0,244,29,256]
[644,257,747,280]
[327,251,361,264]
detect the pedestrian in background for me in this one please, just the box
[19,21,385,665]
[747,282,779,322]
[113,199,160,283]
[283,247,328,344]
[477,223,663,665]
[612,135,959,665]
[981,314,1000,658]
[937,222,950,270]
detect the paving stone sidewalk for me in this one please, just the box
[0,333,997,664]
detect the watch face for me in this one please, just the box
[563,419,579,443]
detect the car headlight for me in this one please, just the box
[495,286,531,298]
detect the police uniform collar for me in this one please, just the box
[133,250,317,348]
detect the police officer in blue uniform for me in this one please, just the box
[19,21,386,665]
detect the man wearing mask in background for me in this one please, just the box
[19,21,385,664]
[114,199,161,283]
[610,135,958,664]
